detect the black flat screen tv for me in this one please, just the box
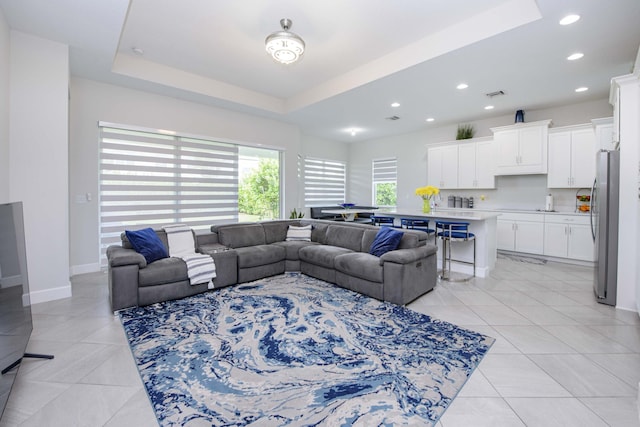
[0,202,32,418]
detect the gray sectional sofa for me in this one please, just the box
[106,219,438,311]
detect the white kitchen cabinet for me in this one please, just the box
[497,213,544,255]
[592,117,615,151]
[491,120,551,175]
[427,145,458,189]
[543,214,595,261]
[458,138,495,189]
[547,125,596,188]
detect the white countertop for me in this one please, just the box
[379,209,500,221]
[435,207,590,217]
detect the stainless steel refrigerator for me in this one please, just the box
[590,150,620,306]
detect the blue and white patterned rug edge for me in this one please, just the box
[120,273,494,426]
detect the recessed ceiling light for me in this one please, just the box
[484,105,494,110]
[131,47,144,56]
[457,83,469,90]
[559,14,580,25]
[567,52,584,61]
[426,118,435,122]
[575,87,589,92]
[391,102,400,108]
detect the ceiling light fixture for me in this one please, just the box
[265,18,305,65]
[559,14,580,25]
[484,105,494,110]
[457,83,469,90]
[567,52,584,61]
[391,102,400,108]
[575,86,589,92]
[426,118,435,122]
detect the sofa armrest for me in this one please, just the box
[195,231,219,246]
[379,244,437,265]
[106,245,147,268]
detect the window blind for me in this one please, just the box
[99,126,238,263]
[303,157,346,206]
[372,158,397,183]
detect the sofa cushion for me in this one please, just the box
[398,231,422,249]
[272,240,319,260]
[234,245,286,268]
[261,220,300,243]
[306,221,329,244]
[125,228,168,264]
[325,225,365,252]
[369,227,404,257]
[138,257,186,287]
[299,245,353,269]
[334,252,384,283]
[218,223,266,248]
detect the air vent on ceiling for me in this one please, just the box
[486,90,505,98]
[385,115,400,121]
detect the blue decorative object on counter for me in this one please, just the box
[339,203,356,209]
[515,109,525,123]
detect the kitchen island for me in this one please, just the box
[379,209,500,278]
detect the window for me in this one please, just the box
[238,146,280,221]
[372,158,397,207]
[98,124,280,264]
[303,157,346,206]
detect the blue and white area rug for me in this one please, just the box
[120,273,494,426]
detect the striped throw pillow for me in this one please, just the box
[285,225,312,241]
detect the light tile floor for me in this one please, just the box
[0,257,638,426]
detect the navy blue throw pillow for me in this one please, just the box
[125,228,168,264]
[369,227,404,257]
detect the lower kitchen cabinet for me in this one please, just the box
[497,213,544,255]
[543,214,595,261]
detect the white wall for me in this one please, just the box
[69,78,301,273]
[9,31,70,303]
[297,134,350,216]
[612,73,640,313]
[348,99,613,211]
[0,9,9,202]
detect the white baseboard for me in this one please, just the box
[30,283,72,304]
[69,262,101,276]
[0,274,23,288]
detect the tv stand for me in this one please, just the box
[1,353,54,375]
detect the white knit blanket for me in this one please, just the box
[163,224,216,289]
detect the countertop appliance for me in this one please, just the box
[591,150,620,306]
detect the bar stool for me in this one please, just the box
[371,215,397,227]
[436,220,476,281]
[401,218,436,242]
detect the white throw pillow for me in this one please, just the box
[285,225,312,241]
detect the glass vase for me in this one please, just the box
[422,198,431,214]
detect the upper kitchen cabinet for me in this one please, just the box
[491,120,552,175]
[457,138,495,189]
[427,144,458,189]
[591,117,616,151]
[547,124,597,188]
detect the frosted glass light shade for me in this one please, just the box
[265,19,305,65]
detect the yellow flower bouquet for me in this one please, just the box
[415,185,440,213]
